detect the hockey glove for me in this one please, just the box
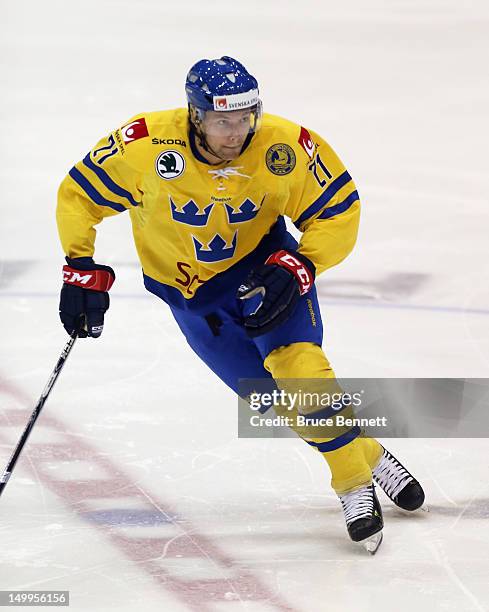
[59,257,115,338]
[237,249,315,337]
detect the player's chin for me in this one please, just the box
[220,146,243,159]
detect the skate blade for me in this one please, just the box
[396,504,429,516]
[361,531,383,555]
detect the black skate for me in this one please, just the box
[372,446,425,511]
[339,484,383,554]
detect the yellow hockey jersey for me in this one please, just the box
[57,109,360,313]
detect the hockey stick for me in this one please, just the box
[0,326,81,497]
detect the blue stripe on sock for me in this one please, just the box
[305,426,361,452]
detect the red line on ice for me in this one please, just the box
[0,376,298,612]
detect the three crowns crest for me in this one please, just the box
[170,196,261,263]
[170,198,213,226]
[192,232,238,263]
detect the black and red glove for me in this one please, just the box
[237,249,315,337]
[59,257,115,338]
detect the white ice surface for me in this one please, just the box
[1,1,489,611]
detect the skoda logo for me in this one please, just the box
[155,150,186,180]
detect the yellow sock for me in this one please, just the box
[319,437,373,494]
[357,437,383,470]
[264,342,377,494]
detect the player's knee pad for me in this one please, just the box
[264,343,357,448]
[263,342,335,379]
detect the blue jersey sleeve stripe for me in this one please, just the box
[68,167,127,213]
[317,190,359,220]
[83,154,140,207]
[294,170,352,229]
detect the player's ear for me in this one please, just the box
[189,105,203,127]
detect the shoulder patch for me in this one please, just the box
[298,127,315,159]
[266,143,296,176]
[121,118,149,144]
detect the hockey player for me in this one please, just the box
[56,56,424,552]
